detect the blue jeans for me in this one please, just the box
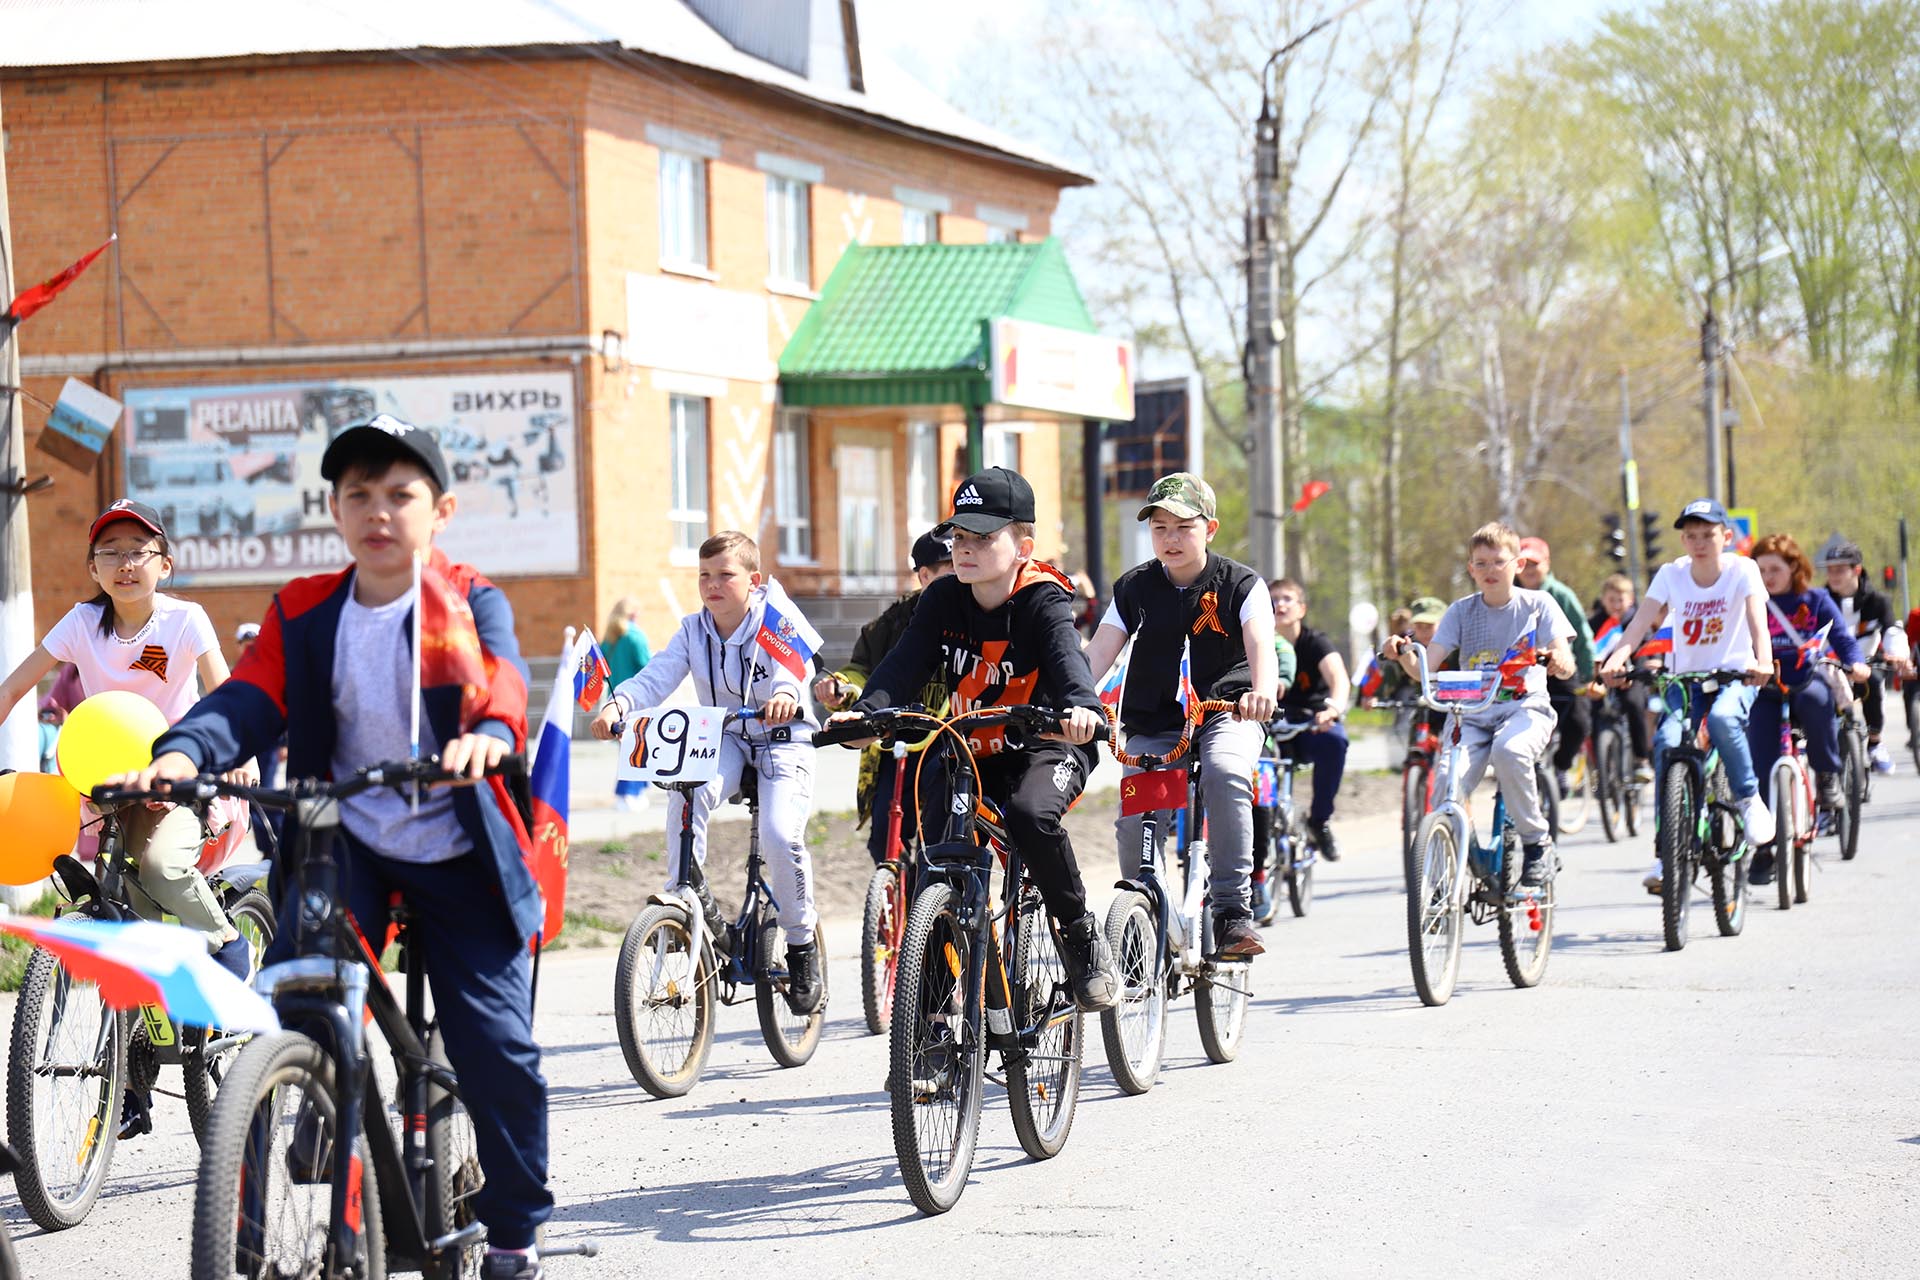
[1749,679,1840,785]
[1653,681,1758,800]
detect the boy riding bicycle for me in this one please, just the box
[1083,473,1279,958]
[126,416,552,1280]
[589,530,825,1014]
[1599,498,1775,895]
[829,467,1120,1011]
[1383,522,1576,888]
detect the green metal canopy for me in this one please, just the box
[778,239,1098,409]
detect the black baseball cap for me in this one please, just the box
[1818,533,1863,567]
[88,498,167,544]
[1673,497,1733,529]
[911,529,953,570]
[937,467,1035,536]
[321,414,452,493]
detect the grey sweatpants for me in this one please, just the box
[1114,716,1264,915]
[1435,702,1557,843]
[663,735,817,945]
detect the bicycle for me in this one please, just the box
[1589,688,1644,843]
[1829,658,1872,860]
[859,737,915,1037]
[5,796,273,1232]
[1257,716,1320,919]
[1402,650,1558,1006]
[815,703,1084,1216]
[612,706,828,1098]
[1099,700,1261,1094]
[1391,697,1441,860]
[1626,669,1753,951]
[1760,708,1817,911]
[99,759,595,1280]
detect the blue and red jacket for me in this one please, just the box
[154,550,543,944]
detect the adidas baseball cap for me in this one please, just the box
[88,498,167,544]
[321,413,452,493]
[938,467,1036,535]
[1673,497,1732,529]
[1137,472,1216,522]
[911,529,953,570]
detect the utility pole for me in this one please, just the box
[1618,367,1643,587]
[1246,98,1284,579]
[1700,297,1722,505]
[0,91,41,774]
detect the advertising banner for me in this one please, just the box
[121,372,581,585]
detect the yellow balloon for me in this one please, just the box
[0,772,83,885]
[56,690,169,796]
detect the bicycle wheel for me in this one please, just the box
[889,882,984,1216]
[1770,763,1795,913]
[6,947,126,1231]
[1006,891,1082,1158]
[186,887,276,1145]
[190,1030,385,1280]
[756,920,827,1068]
[612,903,715,1098]
[1557,750,1592,834]
[1535,761,1561,844]
[1098,889,1165,1096]
[423,1026,484,1280]
[1193,947,1250,1064]
[1406,812,1464,1006]
[1401,759,1429,857]
[1287,810,1314,917]
[1656,761,1696,952]
[1496,827,1554,988]
[1596,730,1623,843]
[1839,731,1866,860]
[860,864,902,1037]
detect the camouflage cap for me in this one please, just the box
[1408,596,1447,625]
[1136,472,1217,522]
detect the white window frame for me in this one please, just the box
[774,408,814,562]
[906,419,941,534]
[983,224,1018,245]
[984,423,1020,472]
[668,395,710,557]
[658,150,710,272]
[765,174,812,290]
[901,205,939,246]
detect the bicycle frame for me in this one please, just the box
[1650,676,1727,849]
[1405,651,1531,913]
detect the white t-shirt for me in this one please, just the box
[329,587,470,864]
[42,594,219,723]
[1647,555,1764,673]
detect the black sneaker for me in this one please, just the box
[1519,840,1552,889]
[213,935,252,982]
[117,1088,153,1142]
[1058,913,1119,1011]
[1308,820,1339,862]
[785,941,823,1015]
[1816,771,1841,811]
[1749,848,1776,885]
[1210,912,1265,959]
[481,1251,544,1280]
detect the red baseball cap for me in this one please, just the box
[88,498,167,544]
[1516,536,1550,564]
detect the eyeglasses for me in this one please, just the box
[1468,557,1513,572]
[91,548,163,570]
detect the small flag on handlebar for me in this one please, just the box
[1121,768,1189,816]
[573,629,611,711]
[756,579,824,680]
[1637,626,1673,657]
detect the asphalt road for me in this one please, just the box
[11,768,1917,1278]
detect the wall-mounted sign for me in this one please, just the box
[991,316,1134,422]
[626,273,773,383]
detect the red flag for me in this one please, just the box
[1291,479,1333,513]
[4,236,115,325]
[1120,768,1189,816]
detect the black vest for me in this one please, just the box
[1108,554,1261,734]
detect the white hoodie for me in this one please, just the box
[610,587,819,744]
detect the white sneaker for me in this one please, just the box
[1741,794,1776,847]
[1642,862,1663,894]
[1869,743,1894,774]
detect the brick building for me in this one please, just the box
[0,1,1123,666]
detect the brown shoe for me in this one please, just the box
[1211,913,1265,959]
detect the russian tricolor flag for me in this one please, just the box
[573,629,611,711]
[1637,626,1674,657]
[1356,653,1386,699]
[528,631,586,946]
[1098,638,1130,708]
[1593,615,1623,658]
[755,579,824,681]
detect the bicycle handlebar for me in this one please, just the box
[92,755,526,812]
[1105,698,1237,769]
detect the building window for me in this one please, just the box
[774,408,813,561]
[984,424,1020,472]
[766,174,812,288]
[906,419,941,533]
[659,151,709,270]
[669,395,709,554]
[902,206,939,246]
[984,225,1018,245]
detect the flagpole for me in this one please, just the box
[410,550,423,813]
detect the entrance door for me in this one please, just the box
[835,432,896,592]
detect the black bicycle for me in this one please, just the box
[816,704,1085,1216]
[99,759,594,1280]
[611,706,827,1098]
[5,792,273,1232]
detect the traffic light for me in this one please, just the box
[1641,511,1663,564]
[1601,514,1627,563]
[1885,564,1897,587]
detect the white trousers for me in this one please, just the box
[663,735,817,944]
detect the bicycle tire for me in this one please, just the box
[1770,762,1795,913]
[1401,759,1429,857]
[1558,751,1592,835]
[190,1030,385,1280]
[756,920,827,1068]
[1596,729,1623,843]
[1406,813,1464,1006]
[1287,809,1314,917]
[1707,764,1747,937]
[889,883,984,1216]
[1535,761,1561,845]
[612,903,714,1098]
[1839,732,1866,860]
[1193,943,1249,1064]
[423,1025,484,1280]
[1006,890,1082,1158]
[1496,827,1554,988]
[1657,761,1696,952]
[186,888,276,1146]
[1098,890,1165,1096]
[6,947,126,1231]
[859,864,901,1037]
